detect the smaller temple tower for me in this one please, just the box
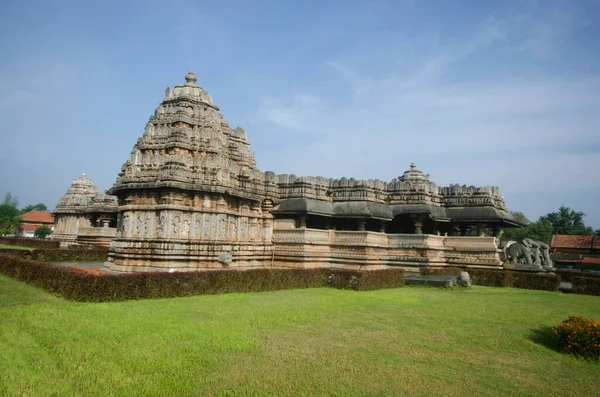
[53,173,118,246]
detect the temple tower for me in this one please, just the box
[105,72,274,272]
[53,173,118,245]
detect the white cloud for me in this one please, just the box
[258,94,327,131]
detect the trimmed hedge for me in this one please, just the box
[469,269,511,288]
[0,237,60,249]
[0,248,108,262]
[511,271,561,292]
[555,270,600,283]
[420,267,462,277]
[572,277,600,296]
[0,254,405,302]
[327,269,405,291]
[420,267,561,291]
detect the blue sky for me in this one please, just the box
[1,0,599,228]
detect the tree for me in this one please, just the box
[20,203,48,214]
[0,193,21,236]
[501,212,533,241]
[501,206,594,244]
[34,224,52,239]
[540,206,593,236]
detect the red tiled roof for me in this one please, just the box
[583,257,600,264]
[594,237,600,250]
[551,235,594,249]
[19,224,40,232]
[20,210,54,224]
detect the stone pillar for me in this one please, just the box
[477,224,486,237]
[298,216,307,229]
[414,221,423,234]
[357,220,366,231]
[102,219,110,228]
[263,218,273,242]
[410,215,423,234]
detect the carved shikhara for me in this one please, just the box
[52,173,118,247]
[99,71,521,272]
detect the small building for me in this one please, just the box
[15,210,54,238]
[550,235,600,271]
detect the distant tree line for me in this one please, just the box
[501,206,599,244]
[0,192,49,236]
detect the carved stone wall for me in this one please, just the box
[272,228,501,270]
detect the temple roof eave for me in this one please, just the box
[273,198,525,227]
[108,181,265,203]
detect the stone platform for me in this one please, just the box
[405,275,458,287]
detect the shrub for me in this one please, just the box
[34,225,52,239]
[468,269,512,287]
[328,269,405,291]
[0,236,60,249]
[357,269,405,290]
[0,247,108,262]
[420,267,560,291]
[556,270,600,283]
[511,272,560,292]
[420,267,462,276]
[551,316,600,360]
[0,255,405,301]
[0,248,32,259]
[33,248,108,262]
[572,277,600,296]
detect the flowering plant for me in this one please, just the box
[551,315,600,360]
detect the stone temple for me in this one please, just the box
[52,173,118,247]
[98,71,522,273]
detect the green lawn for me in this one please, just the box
[0,276,598,396]
[0,244,33,251]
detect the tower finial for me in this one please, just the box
[185,70,197,85]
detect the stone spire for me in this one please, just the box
[399,163,430,182]
[55,173,100,209]
[109,70,262,200]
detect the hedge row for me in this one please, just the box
[420,267,561,291]
[0,237,60,249]
[327,269,405,291]
[571,277,600,296]
[0,248,109,262]
[555,270,600,283]
[0,254,405,302]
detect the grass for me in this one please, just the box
[0,244,33,251]
[0,276,599,396]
